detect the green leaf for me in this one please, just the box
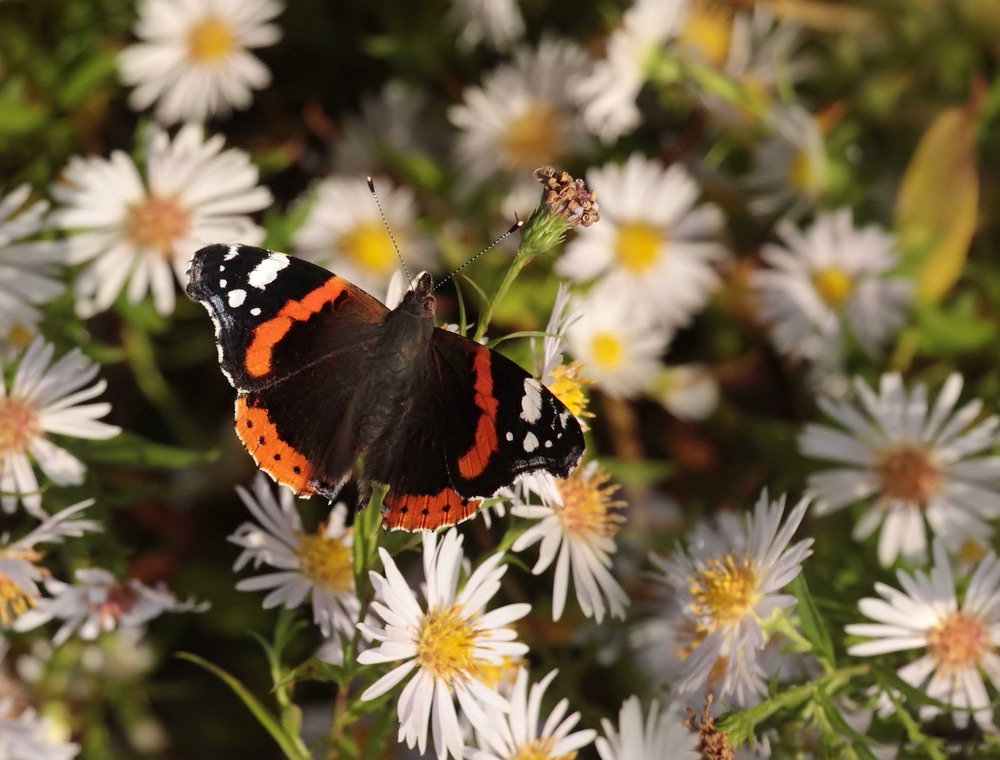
[80,431,216,469]
[599,457,676,486]
[789,574,836,666]
[56,48,118,108]
[914,297,998,355]
[813,689,880,760]
[176,652,311,760]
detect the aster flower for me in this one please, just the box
[847,540,1000,732]
[357,529,530,760]
[649,491,813,706]
[449,38,590,181]
[118,0,283,125]
[13,567,208,645]
[651,364,720,421]
[0,697,79,760]
[228,474,360,639]
[595,696,698,760]
[533,282,593,428]
[0,500,100,626]
[746,105,829,216]
[449,0,524,50]
[0,339,120,518]
[512,462,629,623]
[0,186,66,353]
[572,0,687,142]
[555,155,728,330]
[51,123,271,316]
[800,372,1000,567]
[565,280,671,399]
[467,668,596,760]
[752,208,910,362]
[292,175,431,297]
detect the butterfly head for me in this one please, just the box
[398,271,435,315]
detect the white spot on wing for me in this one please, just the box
[224,245,240,261]
[521,378,543,423]
[250,307,261,316]
[228,288,247,307]
[544,440,552,448]
[505,431,514,442]
[248,254,289,289]
[523,432,539,453]
[219,278,227,288]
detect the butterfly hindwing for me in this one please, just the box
[370,328,585,530]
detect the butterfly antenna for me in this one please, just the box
[367,176,413,289]
[431,217,523,294]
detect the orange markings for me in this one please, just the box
[456,348,499,479]
[244,277,348,377]
[382,488,482,531]
[235,396,314,494]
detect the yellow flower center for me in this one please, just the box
[614,221,663,274]
[125,195,190,258]
[0,398,38,456]
[589,332,624,370]
[418,605,478,681]
[297,526,354,592]
[679,2,733,67]
[339,222,397,275]
[555,465,626,542]
[875,444,941,506]
[188,16,237,64]
[512,739,576,760]
[957,537,987,567]
[786,148,823,195]
[547,362,593,423]
[689,553,759,631]
[0,556,42,625]
[811,266,854,308]
[5,324,35,353]
[501,101,564,170]
[927,611,988,674]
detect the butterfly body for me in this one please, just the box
[186,243,585,530]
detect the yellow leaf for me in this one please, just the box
[894,98,981,305]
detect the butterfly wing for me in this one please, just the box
[187,244,389,497]
[370,328,585,530]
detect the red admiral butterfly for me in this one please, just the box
[186,243,585,531]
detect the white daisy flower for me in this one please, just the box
[572,0,687,142]
[118,0,283,125]
[652,363,720,421]
[649,491,814,706]
[556,155,728,330]
[799,372,1000,567]
[565,280,671,399]
[746,105,829,217]
[846,540,1000,732]
[752,208,910,362]
[228,473,360,639]
[0,697,79,760]
[467,668,596,760]
[50,123,271,317]
[595,695,698,760]
[449,38,590,181]
[0,186,66,353]
[356,529,531,760]
[449,0,524,51]
[512,462,629,624]
[0,500,101,626]
[0,339,120,518]
[13,567,208,645]
[292,176,430,297]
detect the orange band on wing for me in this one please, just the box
[244,277,349,377]
[456,348,499,479]
[235,396,315,495]
[382,488,482,531]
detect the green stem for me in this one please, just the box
[473,248,534,343]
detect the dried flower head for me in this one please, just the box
[534,166,600,227]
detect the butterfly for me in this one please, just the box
[186,243,585,530]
